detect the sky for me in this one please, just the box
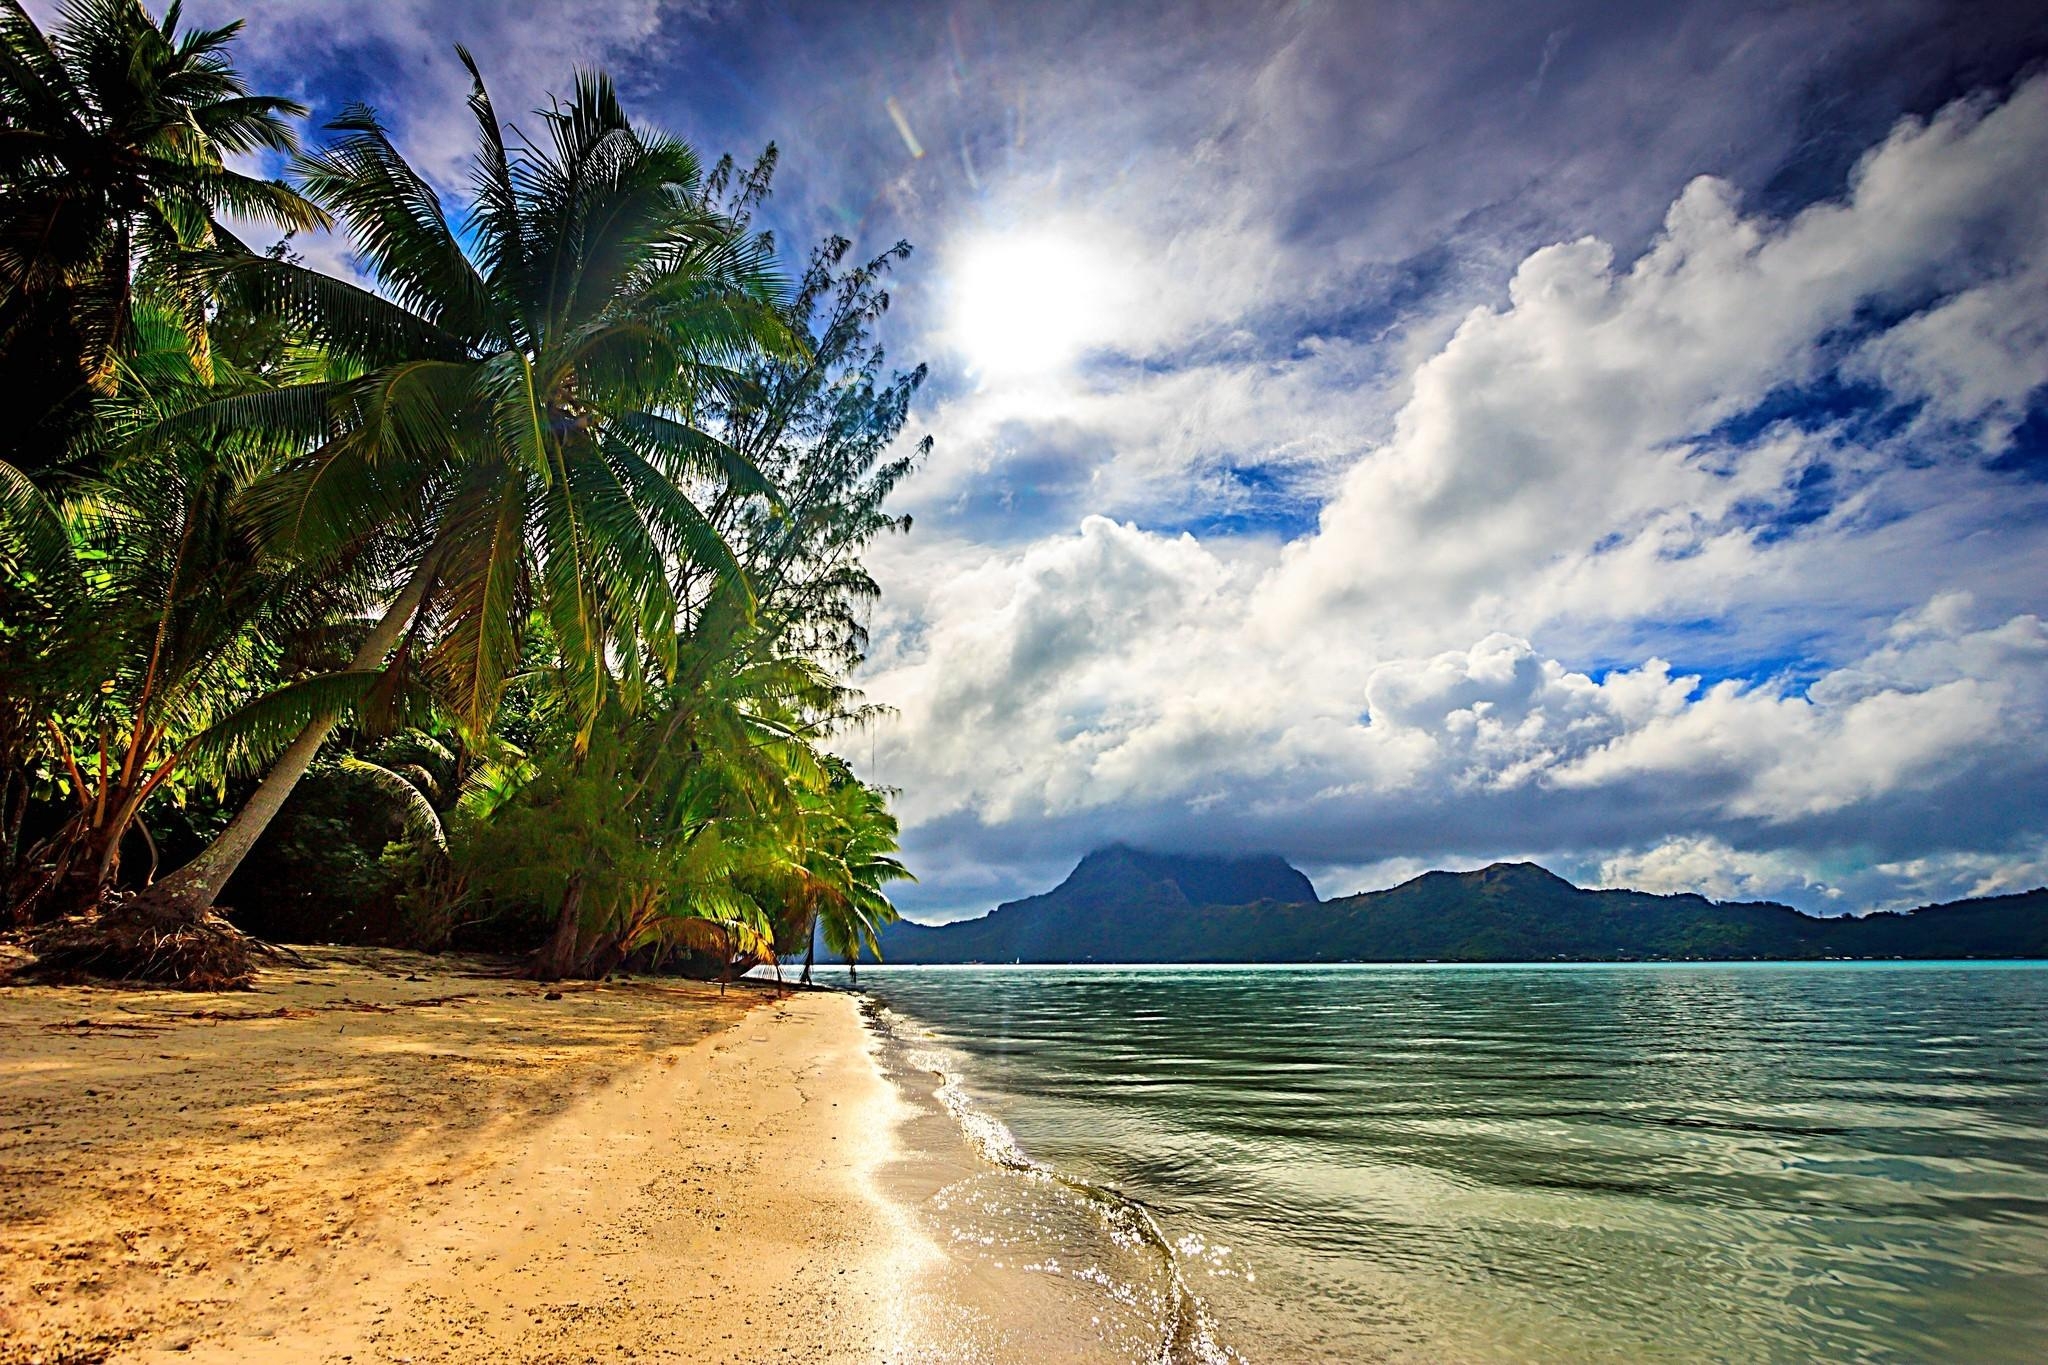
[129,0,2048,919]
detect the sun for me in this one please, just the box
[947,231,1117,379]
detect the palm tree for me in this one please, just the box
[0,0,325,476]
[143,54,793,916]
[6,301,379,922]
[530,603,848,980]
[798,767,912,984]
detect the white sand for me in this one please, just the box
[1,949,927,1364]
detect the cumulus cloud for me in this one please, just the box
[1600,835,2048,913]
[1275,76,2048,640]
[1850,266,2048,451]
[1595,838,1841,905]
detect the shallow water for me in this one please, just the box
[867,997,1239,1363]
[835,963,2048,1362]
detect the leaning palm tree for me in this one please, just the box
[0,0,325,476]
[142,55,792,918]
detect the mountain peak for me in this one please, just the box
[1063,845,1317,907]
[1402,861,1579,894]
[1474,861,1577,888]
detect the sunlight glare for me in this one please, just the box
[948,232,1117,379]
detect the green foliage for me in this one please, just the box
[4,297,380,917]
[0,20,923,978]
[713,228,927,671]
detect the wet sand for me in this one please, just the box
[0,947,925,1364]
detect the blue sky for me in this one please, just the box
[140,0,2048,918]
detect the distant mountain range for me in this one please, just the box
[878,845,2048,964]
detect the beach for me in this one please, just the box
[0,949,924,1364]
[16,948,2045,1364]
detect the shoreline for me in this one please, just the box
[858,990,1242,1364]
[1,948,926,1363]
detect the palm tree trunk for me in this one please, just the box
[800,918,816,986]
[1,766,26,886]
[533,874,586,982]
[147,556,437,913]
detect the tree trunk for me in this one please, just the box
[577,929,629,981]
[146,556,436,913]
[12,801,125,924]
[799,917,816,986]
[62,820,121,914]
[1,766,26,886]
[532,875,586,982]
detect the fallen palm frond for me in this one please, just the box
[332,993,476,1012]
[41,1017,173,1035]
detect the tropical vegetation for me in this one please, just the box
[0,0,917,986]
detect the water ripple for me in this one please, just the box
[846,963,2048,1362]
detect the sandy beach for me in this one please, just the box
[0,949,924,1364]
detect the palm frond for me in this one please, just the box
[455,45,526,303]
[202,251,469,367]
[293,102,493,337]
[337,755,447,850]
[425,468,530,737]
[0,457,74,584]
[186,668,381,776]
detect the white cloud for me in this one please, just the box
[1274,76,2048,641]
[1600,835,2048,913]
[1596,838,1841,904]
[1850,265,2048,451]
[898,337,1388,538]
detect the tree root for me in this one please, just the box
[15,890,281,991]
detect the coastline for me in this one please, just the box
[1,948,926,1363]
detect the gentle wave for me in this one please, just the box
[863,997,1245,1364]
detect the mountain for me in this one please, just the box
[879,844,1315,964]
[877,852,2048,964]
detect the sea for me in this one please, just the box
[818,962,2048,1363]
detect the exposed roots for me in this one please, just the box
[15,889,267,990]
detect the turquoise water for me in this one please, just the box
[841,963,2048,1362]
